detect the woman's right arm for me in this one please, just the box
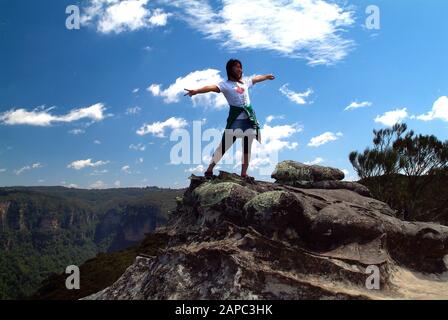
[184,85,220,97]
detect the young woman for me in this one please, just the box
[184,59,275,179]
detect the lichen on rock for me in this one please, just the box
[84,164,448,300]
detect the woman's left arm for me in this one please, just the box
[252,74,275,85]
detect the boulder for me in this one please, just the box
[272,160,345,183]
[84,167,448,300]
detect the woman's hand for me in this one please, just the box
[184,89,197,97]
[266,74,275,80]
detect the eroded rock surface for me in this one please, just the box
[85,164,448,300]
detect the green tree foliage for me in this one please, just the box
[349,123,448,220]
[349,123,407,179]
[393,131,448,218]
[0,186,184,299]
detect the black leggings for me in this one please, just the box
[211,132,254,165]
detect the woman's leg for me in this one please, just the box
[241,134,254,176]
[206,130,237,174]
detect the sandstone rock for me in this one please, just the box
[285,180,372,197]
[84,168,448,300]
[271,160,345,183]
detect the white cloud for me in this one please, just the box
[94,140,101,144]
[161,0,355,65]
[129,143,146,151]
[148,8,170,26]
[60,103,110,122]
[261,123,302,145]
[89,169,109,176]
[121,165,131,174]
[138,157,144,163]
[342,168,358,182]
[126,106,142,115]
[14,162,43,175]
[185,164,205,174]
[132,88,140,93]
[79,120,98,129]
[279,85,313,105]
[416,96,448,122]
[114,180,121,187]
[265,115,285,124]
[81,0,171,34]
[67,159,109,170]
[147,69,228,109]
[304,157,324,165]
[0,103,109,127]
[137,117,188,137]
[60,181,79,188]
[344,101,372,111]
[0,168,6,173]
[89,180,107,189]
[69,128,85,135]
[148,84,161,96]
[374,108,408,127]
[308,131,343,147]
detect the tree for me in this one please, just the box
[349,123,448,220]
[349,123,406,205]
[394,133,448,219]
[349,123,407,179]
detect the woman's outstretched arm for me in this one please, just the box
[184,85,220,97]
[252,74,275,85]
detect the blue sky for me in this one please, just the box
[0,0,447,189]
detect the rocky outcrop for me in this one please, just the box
[0,201,10,231]
[106,204,162,252]
[272,160,345,183]
[272,160,371,196]
[85,164,448,300]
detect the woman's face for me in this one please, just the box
[231,63,243,80]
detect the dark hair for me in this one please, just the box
[226,59,242,81]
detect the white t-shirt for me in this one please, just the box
[216,77,253,119]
